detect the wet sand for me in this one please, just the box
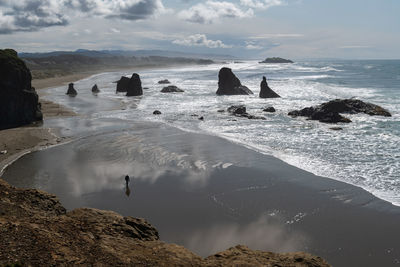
[2,119,400,267]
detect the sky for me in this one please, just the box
[0,0,399,59]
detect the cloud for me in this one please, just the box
[179,1,253,24]
[250,33,304,39]
[339,45,371,49]
[240,0,285,10]
[0,0,166,34]
[245,42,263,50]
[173,34,232,48]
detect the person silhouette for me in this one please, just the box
[125,175,131,197]
[125,175,130,183]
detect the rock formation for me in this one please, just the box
[153,110,162,115]
[91,84,100,93]
[0,49,43,130]
[216,68,253,95]
[289,99,391,123]
[263,106,276,112]
[259,76,280,98]
[259,57,294,64]
[0,178,330,266]
[158,79,171,84]
[161,85,184,93]
[227,105,265,120]
[126,73,143,97]
[116,76,130,93]
[66,83,77,96]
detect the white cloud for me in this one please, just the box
[0,0,167,34]
[240,0,285,10]
[173,34,232,48]
[250,33,304,39]
[179,1,253,24]
[245,43,263,50]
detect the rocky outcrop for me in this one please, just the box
[259,76,280,98]
[161,85,184,93]
[91,84,100,93]
[158,79,171,84]
[259,57,293,64]
[0,178,330,266]
[126,73,143,97]
[153,110,162,115]
[227,105,266,120]
[0,49,43,130]
[288,99,391,123]
[116,76,130,93]
[216,67,253,95]
[263,106,276,112]
[66,83,77,96]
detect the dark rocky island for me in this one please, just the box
[91,84,100,93]
[158,79,171,84]
[126,73,143,96]
[0,178,330,266]
[66,83,78,96]
[116,76,130,93]
[161,85,184,93]
[0,49,43,130]
[227,105,265,120]
[259,76,280,98]
[259,57,294,64]
[216,67,253,95]
[289,99,392,123]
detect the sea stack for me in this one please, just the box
[126,73,143,96]
[216,67,253,95]
[0,49,43,130]
[259,76,280,98]
[66,83,77,96]
[91,84,100,93]
[116,76,130,93]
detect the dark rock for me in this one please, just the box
[143,87,149,90]
[228,105,247,115]
[263,106,276,112]
[91,84,100,93]
[259,77,280,98]
[217,109,225,113]
[288,99,391,123]
[126,73,143,97]
[259,57,293,64]
[198,116,204,121]
[227,105,265,120]
[330,127,343,131]
[116,76,130,93]
[216,68,253,95]
[158,79,170,84]
[0,49,43,130]
[153,110,161,115]
[66,83,77,96]
[191,114,199,117]
[160,85,184,93]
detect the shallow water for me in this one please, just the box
[42,60,400,206]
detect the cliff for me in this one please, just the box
[0,178,330,266]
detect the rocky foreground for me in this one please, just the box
[0,178,330,266]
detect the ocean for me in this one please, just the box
[44,59,399,206]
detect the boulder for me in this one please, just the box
[116,76,130,93]
[153,110,162,115]
[158,79,170,84]
[263,106,276,112]
[288,99,391,123]
[259,76,280,98]
[216,67,253,95]
[0,49,43,130]
[66,83,77,96]
[227,105,265,120]
[91,84,100,93]
[126,73,143,97]
[161,85,185,93]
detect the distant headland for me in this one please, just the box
[259,57,294,64]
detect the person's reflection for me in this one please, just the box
[125,175,131,197]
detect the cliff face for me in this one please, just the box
[0,178,330,266]
[0,49,42,130]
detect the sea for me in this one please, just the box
[39,59,400,207]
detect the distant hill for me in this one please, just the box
[259,57,294,64]
[19,50,216,79]
[20,49,235,60]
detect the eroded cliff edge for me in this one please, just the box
[0,178,330,266]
